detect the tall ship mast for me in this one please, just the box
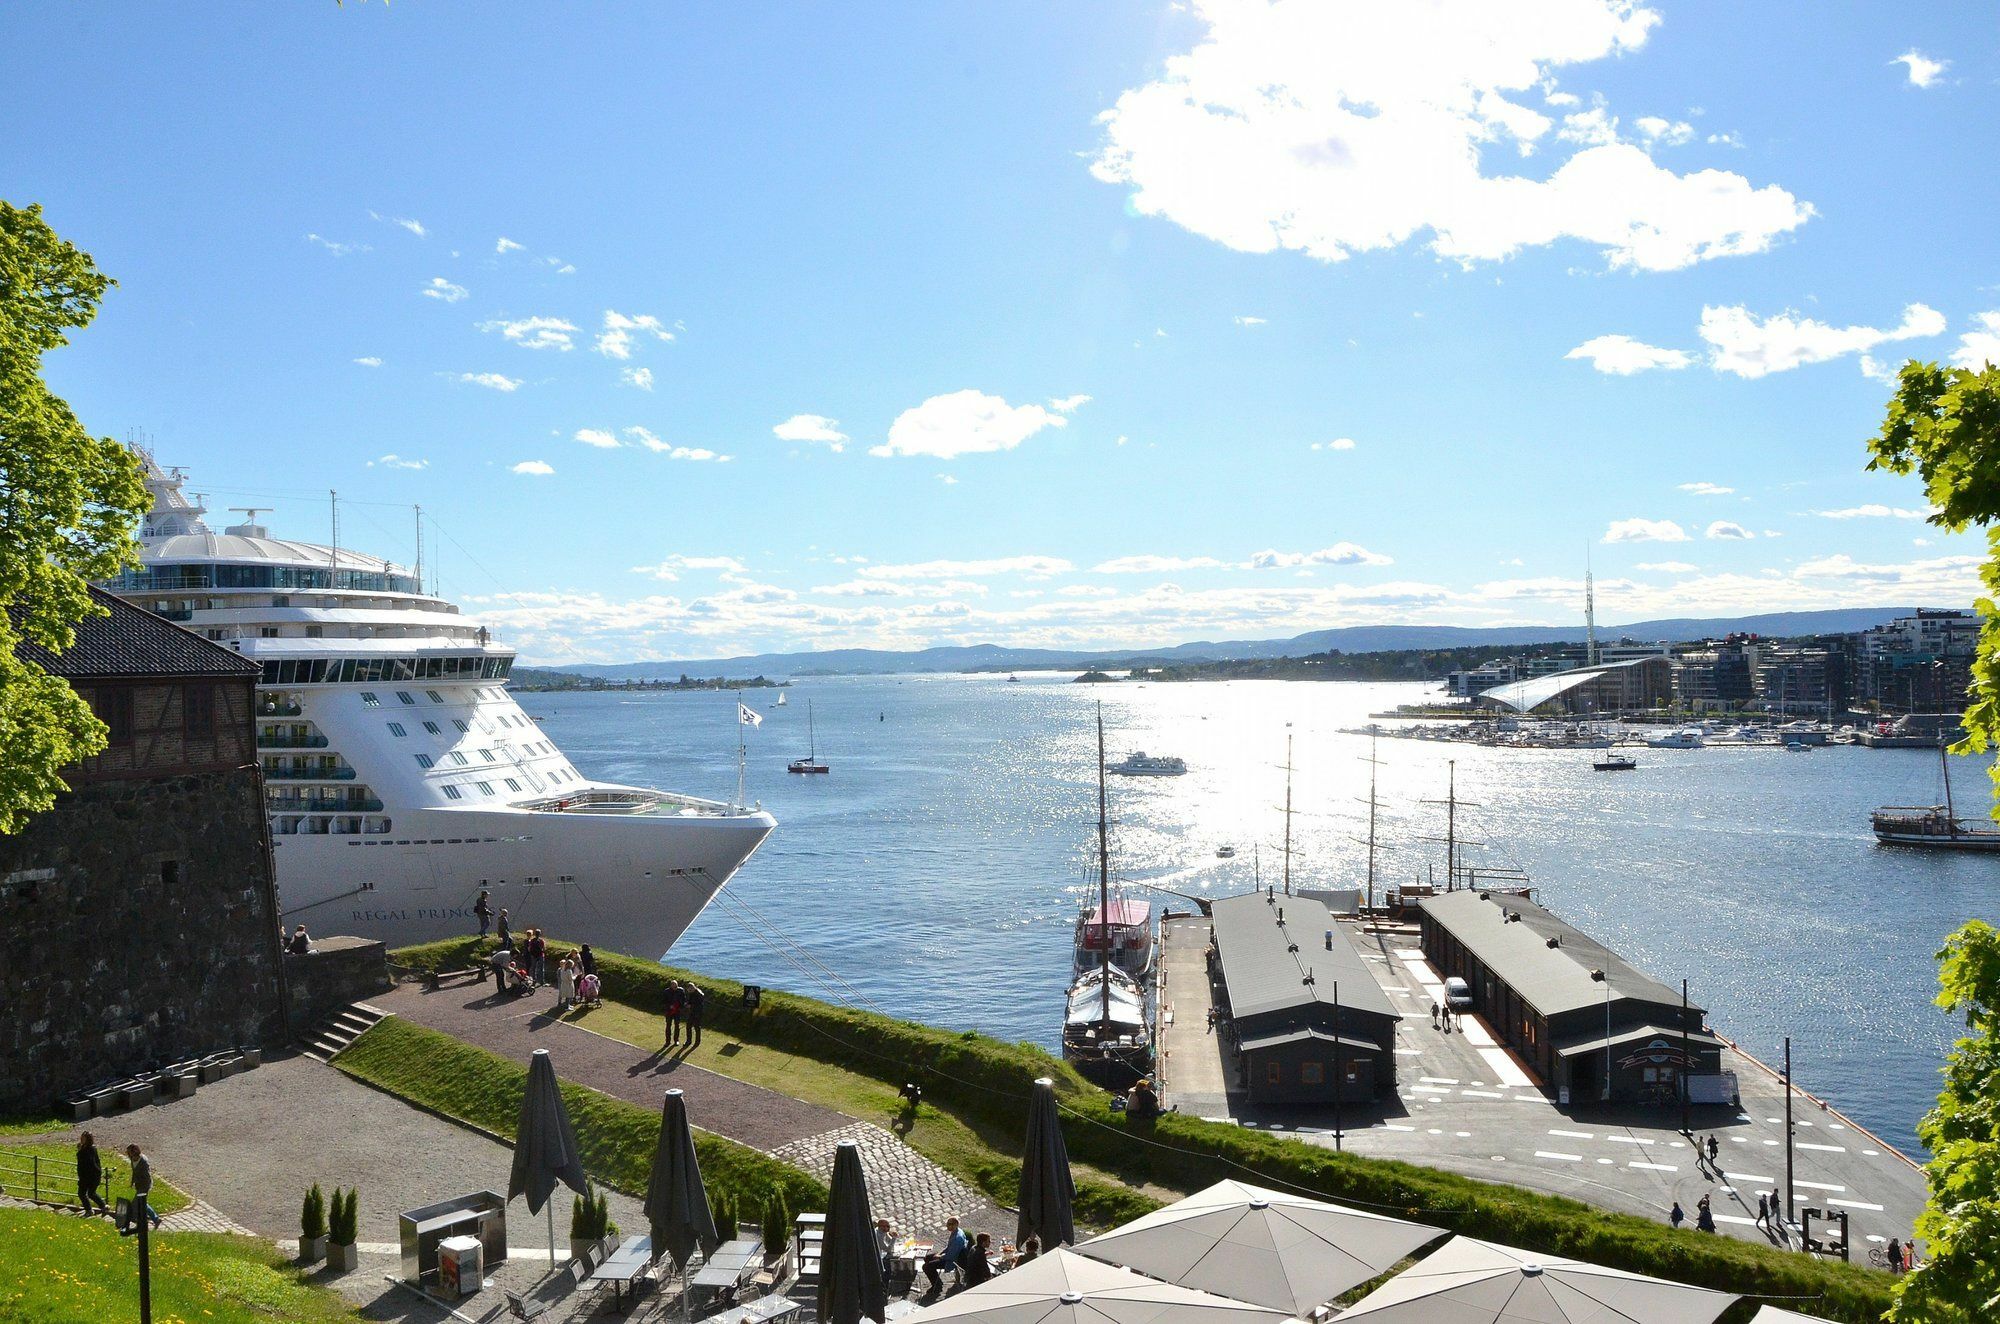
[1871,743,2000,851]
[1061,705,1155,1088]
[102,457,776,958]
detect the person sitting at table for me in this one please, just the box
[875,1217,896,1277]
[1017,1235,1041,1264]
[1126,1078,1160,1120]
[921,1217,966,1300]
[960,1233,994,1290]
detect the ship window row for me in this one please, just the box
[111,564,425,594]
[260,655,511,685]
[345,836,530,846]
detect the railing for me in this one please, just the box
[0,1149,137,1210]
[256,733,329,749]
[272,796,383,814]
[263,766,357,781]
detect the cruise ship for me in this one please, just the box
[102,460,776,959]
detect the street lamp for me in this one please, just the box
[1590,969,1611,1103]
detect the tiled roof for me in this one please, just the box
[9,585,262,680]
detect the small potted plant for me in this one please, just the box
[299,1183,327,1264]
[328,1187,359,1271]
[570,1187,617,1260]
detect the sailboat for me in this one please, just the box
[776,690,788,707]
[787,703,829,775]
[1061,705,1154,1089]
[1872,743,2000,849]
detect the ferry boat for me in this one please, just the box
[104,459,776,958]
[1062,708,1155,1089]
[1872,745,2000,850]
[1108,751,1186,777]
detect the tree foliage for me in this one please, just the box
[0,201,148,833]
[1891,921,2000,1323]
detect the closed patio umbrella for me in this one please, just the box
[819,1140,887,1324]
[1074,1179,1444,1315]
[509,1048,590,1266]
[1335,1235,1738,1324]
[1018,1077,1076,1250]
[906,1247,1290,1324]
[645,1088,718,1270]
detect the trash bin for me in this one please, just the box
[438,1235,482,1297]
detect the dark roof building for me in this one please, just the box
[1210,891,1399,1105]
[1418,890,1723,1107]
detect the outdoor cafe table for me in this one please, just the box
[587,1234,654,1312]
[705,1293,804,1324]
[691,1237,764,1302]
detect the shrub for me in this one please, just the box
[328,1187,357,1247]
[300,1183,325,1242]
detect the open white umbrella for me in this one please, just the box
[1074,1179,1443,1315]
[1335,1235,1738,1324]
[904,1247,1291,1324]
[508,1049,590,1268]
[1748,1309,1836,1323]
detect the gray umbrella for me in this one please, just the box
[819,1140,887,1324]
[1074,1179,1443,1314]
[907,1247,1290,1324]
[1748,1309,1836,1323]
[1335,1235,1738,1324]
[645,1088,718,1270]
[508,1049,590,1263]
[1017,1077,1076,1249]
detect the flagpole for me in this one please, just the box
[736,703,747,808]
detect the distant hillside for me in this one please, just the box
[555,606,1933,680]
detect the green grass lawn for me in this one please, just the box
[0,1111,67,1139]
[0,1208,362,1324]
[0,1142,189,1216]
[556,997,1170,1225]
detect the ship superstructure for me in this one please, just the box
[102,460,775,958]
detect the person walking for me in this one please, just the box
[125,1144,162,1228]
[578,944,596,980]
[1668,1201,1684,1229]
[474,889,493,937]
[1430,1002,1440,1030]
[921,1217,967,1299]
[1885,1237,1904,1275]
[1755,1192,1769,1228]
[663,979,685,1048]
[525,930,547,983]
[496,909,511,948]
[75,1132,110,1216]
[556,954,577,1011]
[1707,1134,1720,1166]
[683,981,706,1048]
[1695,1195,1715,1234]
[961,1232,994,1289]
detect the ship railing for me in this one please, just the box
[256,733,329,749]
[263,766,357,781]
[518,788,735,817]
[257,702,304,718]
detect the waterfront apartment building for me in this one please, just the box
[1209,891,1400,1105]
[1670,635,1761,709]
[1854,609,1978,713]
[1754,644,1843,715]
[1417,890,1723,1107]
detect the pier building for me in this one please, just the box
[1209,891,1399,1105]
[1416,890,1723,1106]
[1475,654,1674,715]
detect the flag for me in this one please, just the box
[738,702,762,727]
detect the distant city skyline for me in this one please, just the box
[4,2,1993,663]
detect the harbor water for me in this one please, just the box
[517,674,2000,1149]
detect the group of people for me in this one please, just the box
[891,1215,1041,1300]
[71,1133,162,1229]
[1428,1001,1457,1032]
[662,978,707,1048]
[486,927,601,1008]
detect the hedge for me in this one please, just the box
[391,937,1893,1323]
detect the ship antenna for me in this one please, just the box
[1584,544,1599,668]
[329,490,340,578]
[1096,702,1112,1033]
[414,504,424,590]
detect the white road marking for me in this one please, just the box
[1535,1151,1583,1162]
[1606,1136,1655,1145]
[1792,1180,1846,1192]
[1394,1049,1422,1056]
[1829,1199,1885,1211]
[1378,1123,1416,1132]
[1596,1158,1615,1165]
[1629,1162,1678,1172]
[1462,1089,1505,1099]
[1714,1213,1759,1227]
[1421,1077,1461,1085]
[1862,1149,1880,1157]
[1412,1086,1452,1095]
[1549,1129,1594,1140]
[1797,1142,1847,1152]
[1725,1172,1775,1184]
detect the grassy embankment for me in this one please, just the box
[0,1208,362,1324]
[333,1014,824,1228]
[0,1142,190,1216]
[393,936,1897,1324]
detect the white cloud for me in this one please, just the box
[623,426,728,462]
[938,474,958,485]
[1047,394,1093,413]
[1813,504,1933,520]
[352,356,383,368]
[871,390,1067,460]
[1249,543,1392,568]
[574,428,622,449]
[511,460,554,476]
[1090,0,1812,272]
[859,556,1073,581]
[478,316,577,351]
[1603,518,1687,543]
[1060,585,1120,598]
[305,233,368,256]
[1234,316,1267,327]
[1093,555,1232,574]
[622,366,654,391]
[367,454,428,470]
[1310,438,1358,451]
[773,414,849,451]
[1794,552,1979,590]
[1706,131,1743,148]
[1633,115,1693,146]
[1891,50,1948,89]
[422,277,468,303]
[1566,333,1695,374]
[630,556,748,581]
[1704,520,1754,540]
[1678,481,1733,496]
[595,310,675,359]
[1635,560,1698,573]
[371,211,427,238]
[496,237,526,254]
[1699,302,1945,378]
[458,372,521,392]
[1952,312,2000,370]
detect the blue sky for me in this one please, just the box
[6,1,1997,662]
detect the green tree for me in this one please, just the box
[1891,921,2000,1323]
[0,201,149,833]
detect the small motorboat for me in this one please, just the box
[1593,754,1638,772]
[1215,845,1236,859]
